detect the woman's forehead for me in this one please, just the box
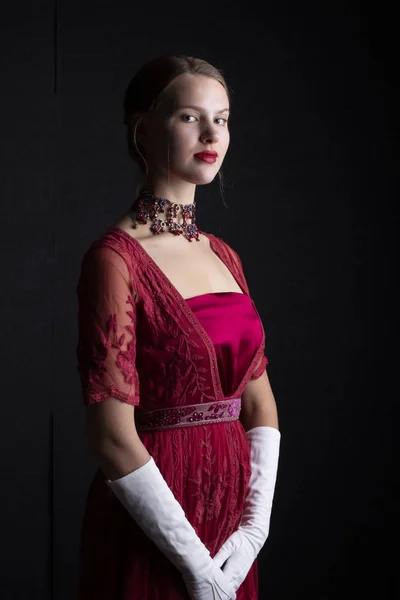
[161,74,229,112]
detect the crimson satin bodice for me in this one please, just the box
[185,291,264,398]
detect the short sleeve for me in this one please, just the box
[76,245,140,407]
[250,352,269,380]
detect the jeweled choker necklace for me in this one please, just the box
[128,189,201,242]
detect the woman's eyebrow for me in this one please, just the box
[175,105,230,113]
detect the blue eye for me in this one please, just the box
[215,117,228,125]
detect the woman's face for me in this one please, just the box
[142,74,230,185]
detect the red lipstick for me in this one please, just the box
[194,151,218,164]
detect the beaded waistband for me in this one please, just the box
[135,397,242,432]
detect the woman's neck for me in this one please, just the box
[142,176,196,206]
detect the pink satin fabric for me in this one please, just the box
[186,291,263,397]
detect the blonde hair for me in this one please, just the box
[123,54,231,194]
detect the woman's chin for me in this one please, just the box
[184,169,219,185]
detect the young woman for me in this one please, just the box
[76,54,281,600]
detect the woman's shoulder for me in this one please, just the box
[80,222,139,273]
[202,229,242,266]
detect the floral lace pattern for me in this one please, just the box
[77,226,268,410]
[76,228,266,599]
[76,246,140,406]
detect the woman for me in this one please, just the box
[76,54,281,600]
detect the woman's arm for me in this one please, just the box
[240,369,279,432]
[86,397,150,480]
[214,369,280,592]
[86,396,236,599]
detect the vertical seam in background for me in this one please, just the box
[49,0,58,599]
[53,0,58,95]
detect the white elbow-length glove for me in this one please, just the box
[213,426,281,592]
[106,456,236,600]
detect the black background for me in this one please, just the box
[0,1,397,599]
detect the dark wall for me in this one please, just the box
[0,2,56,599]
[0,1,397,599]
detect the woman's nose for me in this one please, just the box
[200,125,220,144]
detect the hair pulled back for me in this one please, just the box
[123,54,230,174]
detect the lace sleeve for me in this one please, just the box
[249,353,269,380]
[76,245,140,406]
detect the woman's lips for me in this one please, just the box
[194,152,218,164]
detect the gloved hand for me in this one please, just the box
[213,426,281,591]
[106,456,236,600]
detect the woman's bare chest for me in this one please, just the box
[138,234,243,300]
[114,222,243,300]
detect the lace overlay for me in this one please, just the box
[76,227,266,600]
[76,227,268,409]
[76,246,140,406]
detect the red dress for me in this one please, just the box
[75,227,269,600]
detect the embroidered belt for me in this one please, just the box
[135,397,242,432]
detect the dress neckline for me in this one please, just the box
[185,291,247,302]
[106,226,265,399]
[108,226,247,300]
